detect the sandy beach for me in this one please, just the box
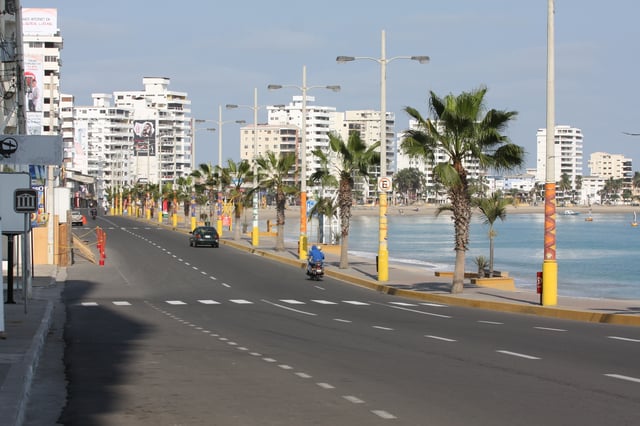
[259,203,639,222]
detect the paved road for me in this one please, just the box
[31,215,640,424]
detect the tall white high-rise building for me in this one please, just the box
[267,95,336,189]
[535,125,584,187]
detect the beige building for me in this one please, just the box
[588,151,632,181]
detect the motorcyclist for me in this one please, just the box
[307,245,324,274]
[90,206,97,219]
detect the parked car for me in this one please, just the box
[189,226,219,248]
[71,210,85,226]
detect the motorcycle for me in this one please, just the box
[90,208,97,220]
[306,260,324,280]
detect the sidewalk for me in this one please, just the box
[1,264,65,426]
[1,221,639,425]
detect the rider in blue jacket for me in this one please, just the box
[307,245,324,273]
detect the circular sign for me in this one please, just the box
[378,177,392,192]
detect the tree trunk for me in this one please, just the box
[339,233,349,269]
[489,236,495,277]
[275,223,285,251]
[234,207,241,241]
[451,248,465,293]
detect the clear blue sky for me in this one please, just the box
[23,0,640,173]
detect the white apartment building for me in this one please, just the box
[588,151,633,188]
[535,125,584,187]
[266,96,336,189]
[73,94,133,203]
[113,77,193,185]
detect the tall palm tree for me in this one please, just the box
[256,152,297,251]
[309,146,339,243]
[318,131,379,269]
[191,163,218,223]
[218,159,253,241]
[308,195,339,244]
[401,86,524,293]
[558,173,572,205]
[473,192,511,277]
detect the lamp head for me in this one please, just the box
[225,104,238,109]
[411,56,430,64]
[336,56,355,63]
[267,84,282,90]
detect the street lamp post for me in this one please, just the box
[196,111,245,235]
[268,65,340,260]
[337,29,429,282]
[227,88,261,247]
[542,0,558,306]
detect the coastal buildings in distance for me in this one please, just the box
[2,8,634,208]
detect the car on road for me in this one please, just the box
[189,226,219,247]
[71,210,85,226]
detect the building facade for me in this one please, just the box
[535,125,584,187]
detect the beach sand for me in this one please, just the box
[258,203,639,222]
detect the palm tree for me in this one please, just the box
[256,152,297,251]
[318,131,379,269]
[558,173,572,206]
[401,86,524,293]
[473,192,511,277]
[218,159,253,241]
[308,195,339,244]
[191,163,218,224]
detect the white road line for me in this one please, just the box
[478,320,503,325]
[166,300,186,305]
[388,304,452,318]
[425,335,456,342]
[312,300,337,304]
[317,382,335,389]
[198,300,220,304]
[112,301,131,306]
[280,299,305,304]
[263,357,277,363]
[604,373,640,383]
[201,271,207,275]
[389,302,418,306]
[279,365,293,370]
[184,262,190,266]
[227,342,237,346]
[372,410,397,420]
[81,302,98,306]
[250,352,262,357]
[334,318,352,323]
[608,336,640,343]
[262,299,316,316]
[219,337,228,341]
[342,301,369,305]
[237,347,248,351]
[192,266,199,271]
[373,326,394,331]
[230,299,253,304]
[209,276,217,281]
[222,283,231,288]
[343,395,365,404]
[295,372,312,379]
[497,350,541,360]
[420,302,447,307]
[534,326,567,332]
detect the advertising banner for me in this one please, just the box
[133,120,156,156]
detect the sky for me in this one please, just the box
[23,0,640,174]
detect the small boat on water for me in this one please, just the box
[632,211,638,227]
[563,210,579,216]
[585,209,593,222]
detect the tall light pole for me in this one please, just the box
[268,65,340,260]
[196,111,245,234]
[542,0,558,306]
[337,29,429,282]
[227,88,261,247]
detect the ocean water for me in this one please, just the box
[286,211,640,300]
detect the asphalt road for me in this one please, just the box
[44,215,640,425]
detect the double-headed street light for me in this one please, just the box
[337,29,429,282]
[268,65,340,260]
[227,88,262,247]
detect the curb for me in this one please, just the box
[220,238,640,327]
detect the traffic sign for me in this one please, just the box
[378,177,392,192]
[14,188,38,213]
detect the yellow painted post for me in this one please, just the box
[172,213,178,229]
[378,191,389,281]
[191,216,196,231]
